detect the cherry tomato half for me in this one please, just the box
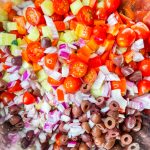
[8,80,22,93]
[26,7,42,26]
[27,42,45,62]
[138,59,150,76]
[137,80,150,95]
[63,76,82,93]
[83,68,97,84]
[0,92,15,106]
[51,13,64,21]
[23,92,36,105]
[131,22,150,39]
[104,0,120,14]
[53,0,69,15]
[117,28,136,47]
[45,53,58,70]
[70,60,88,78]
[76,6,94,26]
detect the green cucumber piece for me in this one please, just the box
[2,72,10,82]
[0,9,8,21]
[41,79,52,92]
[28,27,40,41]
[42,26,52,39]
[0,33,16,45]
[37,69,48,82]
[6,22,17,32]
[70,0,83,15]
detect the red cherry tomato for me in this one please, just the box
[76,6,94,26]
[51,13,64,21]
[0,50,6,62]
[70,60,88,78]
[23,92,36,105]
[137,80,150,95]
[83,68,97,84]
[104,0,120,14]
[27,42,45,62]
[117,28,136,47]
[53,0,69,15]
[88,56,102,68]
[8,80,22,93]
[138,59,150,76]
[0,92,15,106]
[35,0,44,8]
[95,8,108,20]
[131,22,150,39]
[48,77,64,86]
[92,26,107,45]
[26,7,42,26]
[63,76,82,93]
[45,53,58,70]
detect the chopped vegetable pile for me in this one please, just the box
[0,0,150,149]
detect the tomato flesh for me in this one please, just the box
[88,56,102,68]
[23,92,36,105]
[63,76,82,93]
[138,80,150,95]
[8,80,22,93]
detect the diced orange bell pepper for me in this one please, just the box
[3,2,12,13]
[13,16,26,35]
[24,36,32,44]
[103,34,115,51]
[109,53,117,61]
[94,20,106,26]
[75,24,92,40]
[57,89,64,101]
[111,77,127,96]
[22,50,30,62]
[87,38,99,52]
[124,50,134,63]
[33,63,42,72]
[54,21,66,31]
[8,9,17,21]
[100,50,110,64]
[77,52,90,63]
[115,66,123,77]
[69,20,78,30]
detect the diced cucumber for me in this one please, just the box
[19,60,32,74]
[0,33,16,46]
[57,41,65,46]
[90,87,102,98]
[2,72,10,82]
[41,0,54,16]
[42,26,52,39]
[6,22,17,32]
[10,45,21,56]
[17,38,26,46]
[0,9,8,21]
[41,80,52,92]
[37,69,48,82]
[27,27,40,41]
[70,0,83,15]
[97,0,104,8]
[82,0,90,6]
[11,0,23,5]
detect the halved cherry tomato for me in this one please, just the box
[26,7,42,26]
[0,92,15,106]
[88,56,102,68]
[95,8,108,20]
[104,0,120,14]
[8,80,22,93]
[70,60,88,78]
[76,6,94,26]
[27,42,45,62]
[92,25,107,45]
[63,76,82,93]
[117,28,136,47]
[131,22,150,39]
[138,59,150,76]
[53,0,69,15]
[83,68,97,84]
[45,53,58,70]
[48,77,64,86]
[137,80,150,95]
[111,77,126,95]
[51,13,64,21]
[23,92,36,105]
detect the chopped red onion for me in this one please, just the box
[57,103,65,112]
[128,101,144,111]
[8,133,20,144]
[133,52,144,62]
[63,123,70,131]
[131,39,144,51]
[100,106,109,113]
[7,66,20,73]
[89,120,95,128]
[97,46,106,55]
[49,70,62,81]
[107,13,118,25]
[9,73,20,82]
[76,38,86,48]
[61,115,71,122]
[68,126,85,137]
[21,80,30,89]
[17,1,34,9]
[44,47,57,54]
[40,101,51,114]
[86,110,91,119]
[21,70,30,81]
[39,132,46,143]
[63,15,75,22]
[67,141,77,148]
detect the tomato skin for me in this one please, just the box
[70,60,88,78]
[0,92,15,106]
[8,80,22,93]
[23,92,36,105]
[83,68,97,84]
[27,42,45,62]
[131,22,150,39]
[63,76,82,93]
[117,28,136,47]
[76,6,94,26]
[45,53,58,70]
[138,59,150,77]
[104,0,120,14]
[137,80,150,95]
[53,0,69,15]
[88,56,102,68]
[51,14,64,21]
[92,26,107,45]
[26,7,42,26]
[48,77,64,86]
